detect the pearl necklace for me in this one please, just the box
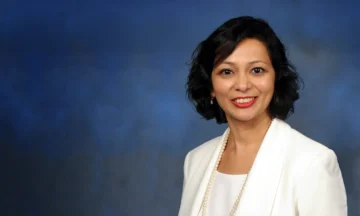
[201,129,253,216]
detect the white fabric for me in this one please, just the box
[178,118,347,216]
[207,171,247,216]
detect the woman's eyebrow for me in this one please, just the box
[221,61,237,66]
[220,60,270,67]
[248,60,270,65]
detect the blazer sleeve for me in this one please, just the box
[296,149,347,216]
[182,151,191,189]
[178,151,191,215]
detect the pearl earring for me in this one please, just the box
[210,97,214,105]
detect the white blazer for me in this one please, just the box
[178,118,347,216]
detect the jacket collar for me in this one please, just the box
[190,118,291,216]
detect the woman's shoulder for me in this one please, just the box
[287,125,333,159]
[186,134,223,159]
[182,134,224,180]
[285,124,339,177]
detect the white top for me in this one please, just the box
[207,171,247,216]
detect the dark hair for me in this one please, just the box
[186,16,302,124]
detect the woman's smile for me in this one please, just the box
[231,97,257,108]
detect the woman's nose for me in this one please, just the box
[234,72,251,92]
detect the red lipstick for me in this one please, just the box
[231,97,257,108]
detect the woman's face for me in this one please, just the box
[211,38,275,123]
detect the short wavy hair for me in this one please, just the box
[186,16,302,124]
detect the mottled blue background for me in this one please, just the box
[1,0,359,215]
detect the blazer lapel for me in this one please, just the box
[189,128,230,216]
[235,118,290,215]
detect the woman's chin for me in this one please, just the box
[227,111,269,123]
[229,114,257,122]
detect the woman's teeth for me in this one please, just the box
[234,97,255,103]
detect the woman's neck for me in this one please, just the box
[226,115,272,154]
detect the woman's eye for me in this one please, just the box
[252,67,264,74]
[220,69,233,75]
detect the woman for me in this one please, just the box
[178,16,347,216]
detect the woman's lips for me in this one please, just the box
[231,97,257,108]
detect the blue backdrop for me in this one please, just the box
[1,0,359,215]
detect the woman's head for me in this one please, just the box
[186,16,302,124]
